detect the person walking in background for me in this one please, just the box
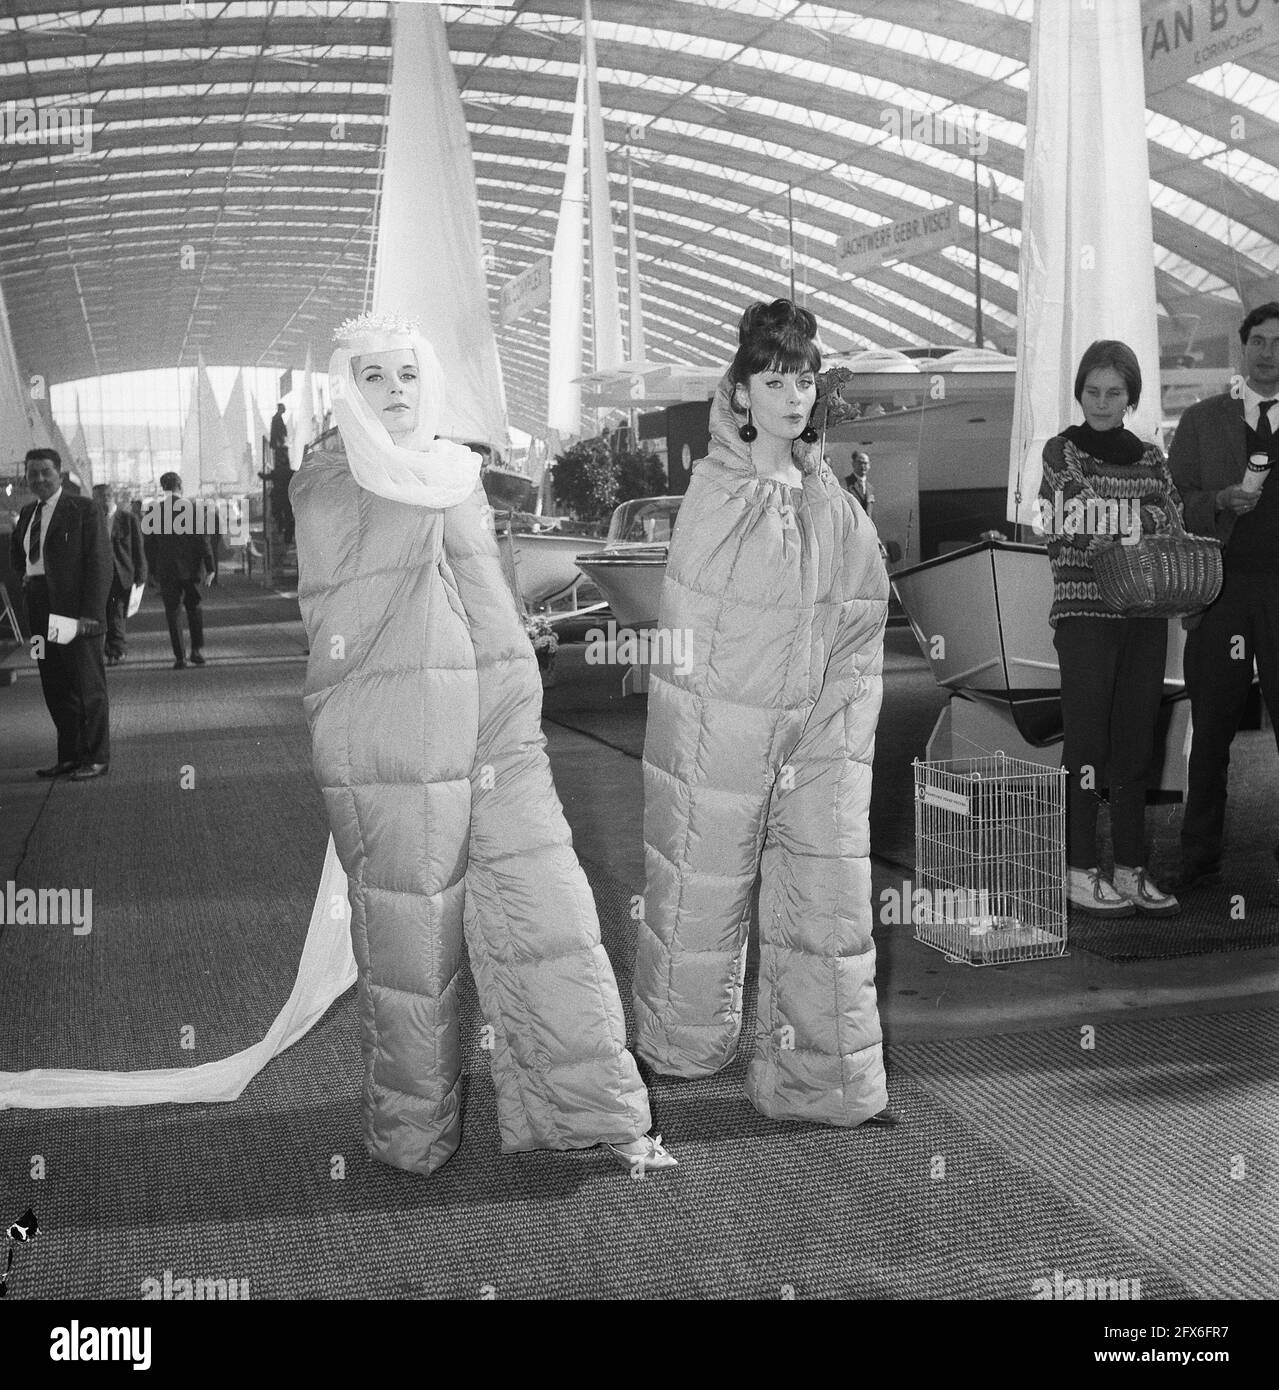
[144,471,213,670]
[9,449,112,780]
[1168,302,1279,905]
[93,483,147,666]
[1039,340,1183,918]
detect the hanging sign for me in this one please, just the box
[1142,0,1279,95]
[836,204,960,277]
[500,256,552,326]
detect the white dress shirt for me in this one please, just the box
[23,486,62,579]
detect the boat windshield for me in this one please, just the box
[606,496,682,544]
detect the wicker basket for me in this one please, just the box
[1093,526,1222,619]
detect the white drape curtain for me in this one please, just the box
[1007,0,1161,528]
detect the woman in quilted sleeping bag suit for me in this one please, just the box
[635,299,898,1130]
[292,311,675,1177]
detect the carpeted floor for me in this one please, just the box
[892,1012,1279,1301]
[0,854,1214,1301]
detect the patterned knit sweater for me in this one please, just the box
[1039,433,1182,626]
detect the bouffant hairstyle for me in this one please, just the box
[727,300,821,410]
[1073,339,1142,410]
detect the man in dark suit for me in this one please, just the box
[845,450,873,514]
[9,449,112,779]
[143,471,213,670]
[269,404,289,469]
[1168,302,1279,902]
[92,483,147,666]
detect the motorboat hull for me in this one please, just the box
[892,539,1185,746]
[573,547,668,629]
[508,530,606,604]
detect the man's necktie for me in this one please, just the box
[27,503,42,563]
[1256,400,1276,451]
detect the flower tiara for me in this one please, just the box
[333,311,422,345]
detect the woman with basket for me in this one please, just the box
[1039,340,1193,918]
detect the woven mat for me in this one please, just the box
[1067,806,1279,961]
[0,849,1206,1302]
[892,1011,1279,1300]
[0,664,327,1071]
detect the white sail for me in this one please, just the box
[69,393,91,479]
[222,368,257,491]
[584,0,622,374]
[200,358,239,486]
[35,394,75,467]
[0,276,54,464]
[1007,0,1161,527]
[371,2,508,455]
[548,69,587,446]
[289,347,315,470]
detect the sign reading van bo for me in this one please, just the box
[0,100,93,155]
[141,496,250,545]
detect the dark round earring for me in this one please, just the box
[799,423,819,444]
[738,409,757,443]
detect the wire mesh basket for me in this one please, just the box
[912,752,1067,966]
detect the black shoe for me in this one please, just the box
[189,650,206,666]
[36,760,78,778]
[173,657,187,669]
[1172,862,1222,892]
[70,762,109,781]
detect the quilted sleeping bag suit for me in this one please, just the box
[293,448,651,1175]
[636,377,889,1126]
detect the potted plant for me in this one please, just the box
[523,613,559,686]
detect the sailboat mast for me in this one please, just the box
[971,155,985,350]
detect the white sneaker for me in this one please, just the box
[1113,865,1180,917]
[1068,867,1136,917]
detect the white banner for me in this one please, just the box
[836,204,960,276]
[1009,0,1162,528]
[1142,0,1279,93]
[500,256,552,326]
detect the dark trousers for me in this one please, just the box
[160,578,204,659]
[105,575,129,657]
[1054,616,1167,869]
[1181,569,1279,869]
[24,577,110,766]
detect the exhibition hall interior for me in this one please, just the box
[0,0,1276,1316]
